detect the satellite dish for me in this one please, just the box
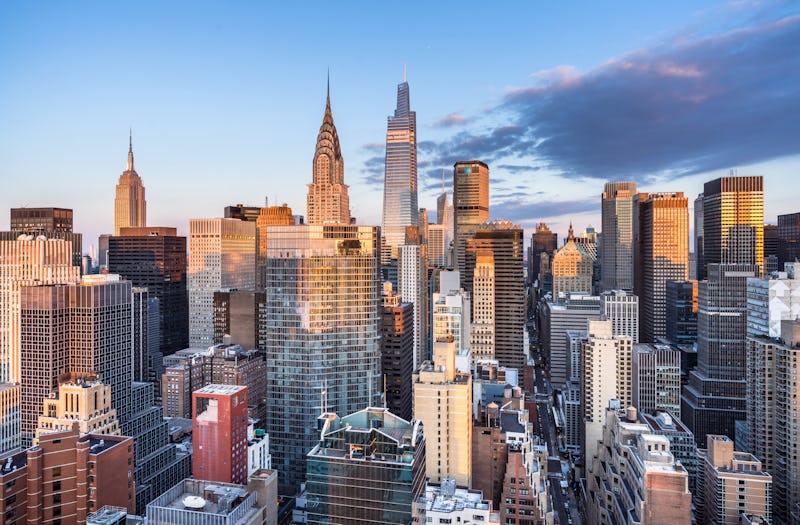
[182,495,206,509]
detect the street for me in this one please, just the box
[530,320,582,525]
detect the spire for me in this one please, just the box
[567,222,575,242]
[126,129,135,172]
[326,68,330,107]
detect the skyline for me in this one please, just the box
[1,1,798,251]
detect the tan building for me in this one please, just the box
[35,379,120,443]
[255,204,294,289]
[633,192,689,342]
[0,237,79,384]
[552,224,593,300]
[0,383,20,456]
[586,406,692,525]
[188,218,256,347]
[580,319,633,462]
[471,251,495,363]
[414,336,472,487]
[453,160,489,281]
[696,435,772,525]
[114,135,146,235]
[306,82,350,226]
[498,424,552,525]
[0,423,136,524]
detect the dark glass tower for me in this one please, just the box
[108,227,188,355]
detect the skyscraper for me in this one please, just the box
[777,211,800,268]
[601,181,637,291]
[114,133,146,236]
[665,280,698,345]
[528,222,557,288]
[306,79,350,225]
[633,192,689,342]
[381,290,414,422]
[108,226,188,355]
[453,160,489,281]
[188,218,256,347]
[700,175,764,277]
[681,263,758,446]
[255,203,294,289]
[470,251,495,363]
[381,74,418,257]
[398,236,428,370]
[464,221,525,369]
[5,207,83,268]
[600,289,639,342]
[263,224,381,492]
[632,343,682,417]
[0,237,79,384]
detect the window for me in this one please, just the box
[52,466,62,477]
[53,480,61,491]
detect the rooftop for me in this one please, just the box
[148,478,258,519]
[423,479,492,514]
[194,384,247,396]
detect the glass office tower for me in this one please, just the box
[264,225,382,493]
[382,75,418,258]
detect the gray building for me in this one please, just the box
[601,181,638,292]
[600,289,639,342]
[681,263,758,447]
[538,294,601,386]
[632,343,682,418]
[665,280,698,345]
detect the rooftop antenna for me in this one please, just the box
[442,168,445,194]
[403,62,407,82]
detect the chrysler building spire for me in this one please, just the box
[306,75,350,225]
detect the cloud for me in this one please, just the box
[500,13,800,181]
[434,112,470,127]
[415,10,800,185]
[491,198,599,225]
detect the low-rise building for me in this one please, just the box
[145,470,278,525]
[0,423,135,524]
[420,478,499,524]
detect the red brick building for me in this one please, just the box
[0,423,135,524]
[192,384,248,484]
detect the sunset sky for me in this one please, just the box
[1,1,798,250]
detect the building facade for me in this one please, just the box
[777,211,800,268]
[551,224,593,299]
[34,379,120,443]
[665,280,698,345]
[399,240,429,370]
[381,292,415,422]
[306,82,350,225]
[700,176,764,278]
[633,192,689,343]
[464,221,525,368]
[192,384,249,484]
[109,226,189,355]
[601,181,638,291]
[306,408,426,525]
[632,343,682,418]
[0,424,135,524]
[413,337,472,487]
[600,289,639,342]
[453,160,489,281]
[188,218,256,347]
[586,407,692,525]
[263,224,382,492]
[681,263,758,447]
[382,74,418,258]
[114,135,146,236]
[696,435,772,525]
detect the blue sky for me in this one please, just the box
[1,1,798,251]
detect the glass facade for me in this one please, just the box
[382,80,418,258]
[306,408,426,525]
[264,225,382,493]
[601,181,637,291]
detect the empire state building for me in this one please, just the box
[114,134,146,235]
[306,79,351,225]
